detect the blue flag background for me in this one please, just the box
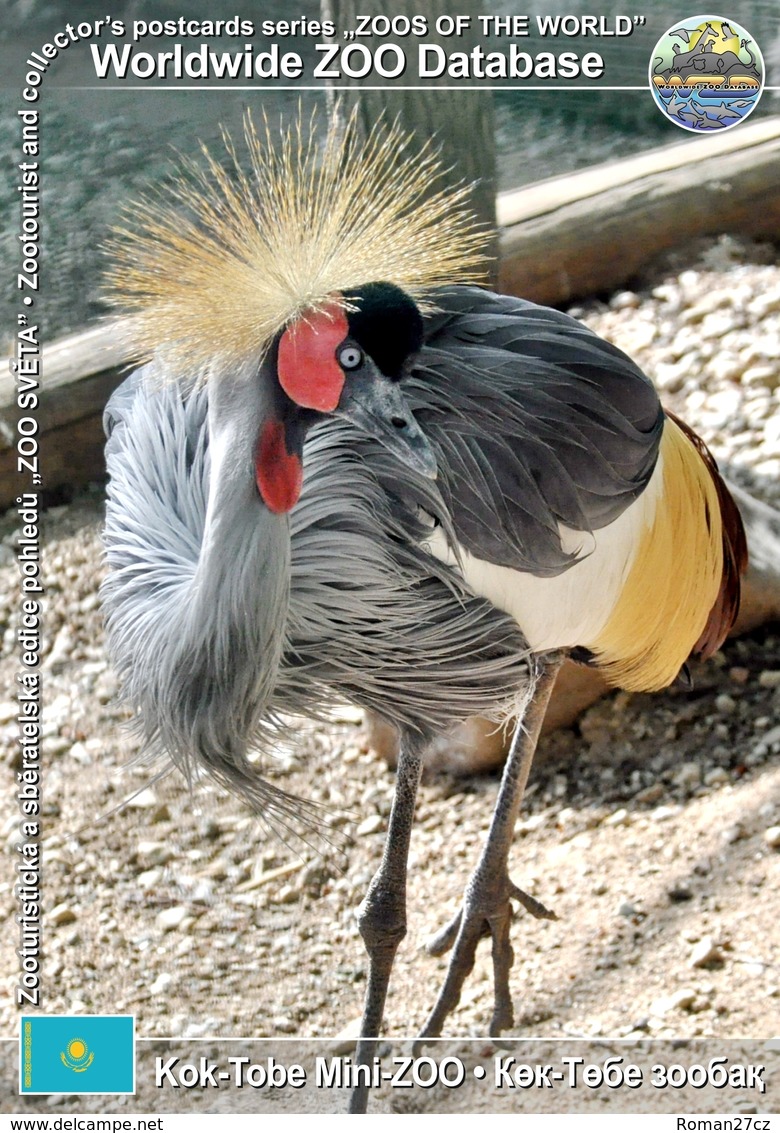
[20,1015,135,1094]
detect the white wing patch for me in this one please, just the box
[424,453,665,653]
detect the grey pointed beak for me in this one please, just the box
[335,367,437,480]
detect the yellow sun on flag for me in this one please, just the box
[61,1037,94,1072]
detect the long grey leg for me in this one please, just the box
[349,730,426,1113]
[419,653,563,1039]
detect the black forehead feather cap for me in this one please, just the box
[346,282,424,380]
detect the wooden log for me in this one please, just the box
[727,483,780,634]
[498,116,780,305]
[1,324,130,509]
[2,119,779,510]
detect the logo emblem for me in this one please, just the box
[649,15,764,132]
[60,1037,95,1072]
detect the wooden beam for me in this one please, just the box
[2,118,779,510]
[1,324,131,509]
[498,116,780,305]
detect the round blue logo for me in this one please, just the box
[649,15,764,132]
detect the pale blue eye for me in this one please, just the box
[339,345,362,370]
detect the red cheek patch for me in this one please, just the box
[255,419,303,515]
[277,303,349,412]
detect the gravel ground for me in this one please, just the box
[1,237,779,1115]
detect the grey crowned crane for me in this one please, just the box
[100,114,747,1113]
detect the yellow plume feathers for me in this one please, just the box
[105,108,489,372]
[593,418,724,691]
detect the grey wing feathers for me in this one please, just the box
[411,287,665,576]
[282,422,531,736]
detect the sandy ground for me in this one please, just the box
[1,240,779,1115]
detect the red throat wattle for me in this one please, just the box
[255,420,303,514]
[277,302,349,411]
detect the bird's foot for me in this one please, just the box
[419,872,557,1040]
[349,881,408,1113]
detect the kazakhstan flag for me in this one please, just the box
[20,1015,135,1094]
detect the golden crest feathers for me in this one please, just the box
[105,108,489,371]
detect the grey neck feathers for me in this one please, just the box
[102,360,290,781]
